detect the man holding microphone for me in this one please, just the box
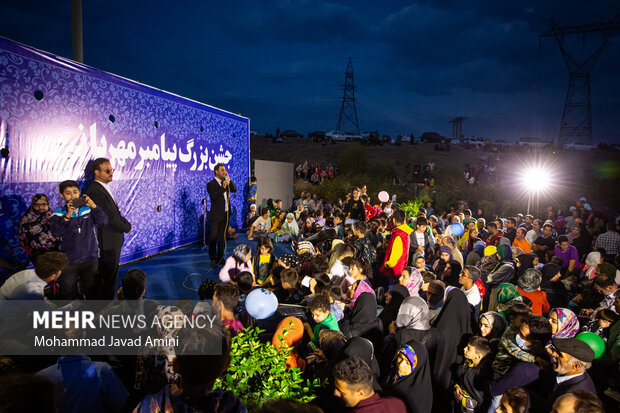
[207,163,237,266]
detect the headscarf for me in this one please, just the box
[540,263,562,289]
[281,213,299,236]
[484,245,497,257]
[402,266,423,296]
[566,225,580,244]
[515,254,534,278]
[395,344,419,379]
[411,252,424,268]
[272,317,305,370]
[350,279,376,308]
[396,296,431,330]
[479,311,506,340]
[496,283,523,318]
[444,260,462,287]
[18,194,60,257]
[473,240,486,256]
[517,269,542,292]
[385,341,434,413]
[550,308,579,339]
[498,237,511,248]
[341,293,379,339]
[342,337,382,391]
[439,245,452,260]
[496,243,513,263]
[379,284,410,329]
[585,251,601,280]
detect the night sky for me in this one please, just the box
[2,0,620,142]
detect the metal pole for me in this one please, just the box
[71,0,83,63]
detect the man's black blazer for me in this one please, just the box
[86,181,131,251]
[207,178,237,220]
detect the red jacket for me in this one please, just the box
[380,224,413,278]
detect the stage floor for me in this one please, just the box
[117,231,294,300]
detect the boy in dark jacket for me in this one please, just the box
[454,336,493,413]
[50,180,108,299]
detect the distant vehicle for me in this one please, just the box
[326,130,347,141]
[361,131,379,140]
[343,131,361,141]
[420,132,446,143]
[564,142,596,151]
[517,137,552,149]
[280,130,303,138]
[308,131,326,142]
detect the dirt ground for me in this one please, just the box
[250,136,620,216]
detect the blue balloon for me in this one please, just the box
[451,222,465,236]
[245,288,279,319]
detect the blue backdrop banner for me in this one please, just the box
[0,37,250,272]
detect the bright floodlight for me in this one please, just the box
[521,166,551,194]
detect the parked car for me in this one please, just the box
[420,132,445,143]
[280,130,303,138]
[308,131,326,142]
[361,131,379,140]
[343,132,361,141]
[564,142,597,151]
[517,137,552,149]
[361,131,382,146]
[326,130,348,141]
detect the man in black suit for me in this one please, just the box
[548,337,597,406]
[86,158,132,299]
[207,163,237,266]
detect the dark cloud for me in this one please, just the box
[0,0,618,142]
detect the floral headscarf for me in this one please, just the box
[402,266,423,296]
[551,308,579,339]
[18,194,60,257]
[350,279,376,308]
[396,344,419,379]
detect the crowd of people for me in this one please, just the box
[296,161,335,185]
[1,170,620,412]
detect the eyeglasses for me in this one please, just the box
[104,168,114,174]
[34,202,49,207]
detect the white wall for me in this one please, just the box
[253,159,294,210]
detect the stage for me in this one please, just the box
[117,230,295,300]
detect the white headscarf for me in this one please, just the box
[585,251,601,280]
[396,296,430,330]
[283,213,299,236]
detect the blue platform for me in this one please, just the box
[117,231,295,300]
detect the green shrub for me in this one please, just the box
[398,199,425,218]
[214,326,324,409]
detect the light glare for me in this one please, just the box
[521,167,552,194]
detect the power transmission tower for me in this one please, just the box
[450,116,465,140]
[336,57,360,134]
[540,14,620,145]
